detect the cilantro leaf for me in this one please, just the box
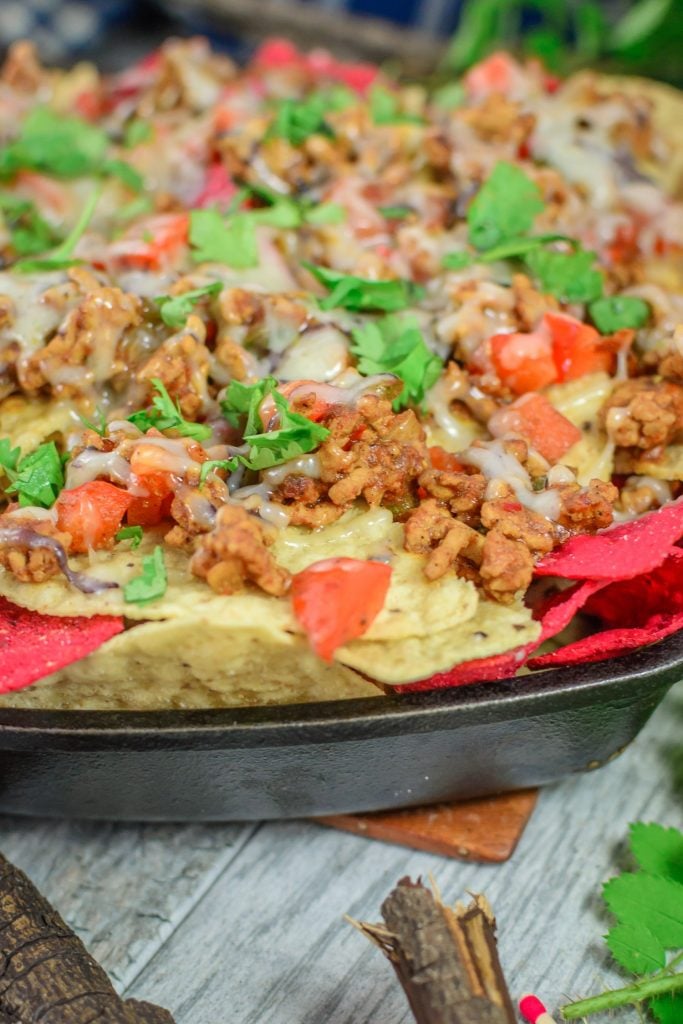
[124,545,167,605]
[102,158,144,192]
[78,407,108,437]
[0,107,108,180]
[128,378,212,441]
[14,186,101,273]
[302,202,346,225]
[124,118,152,148]
[525,246,604,303]
[629,823,683,886]
[468,161,544,251]
[116,525,143,549]
[603,872,683,949]
[431,81,466,110]
[246,184,345,228]
[304,263,424,312]
[369,87,424,126]
[5,441,65,508]
[589,296,650,333]
[268,95,334,146]
[351,315,443,409]
[442,251,474,271]
[189,209,258,268]
[221,377,277,435]
[0,437,21,475]
[479,233,575,262]
[0,193,61,256]
[243,392,329,470]
[606,921,666,974]
[155,282,222,329]
[378,205,414,220]
[199,458,237,484]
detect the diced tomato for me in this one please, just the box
[490,329,558,394]
[56,482,132,554]
[106,214,189,270]
[544,311,613,381]
[73,90,104,121]
[254,38,303,70]
[275,380,332,423]
[127,453,175,527]
[606,220,640,266]
[498,393,581,463]
[428,446,464,472]
[194,161,236,208]
[292,557,392,661]
[464,52,521,99]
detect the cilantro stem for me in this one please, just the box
[48,185,102,261]
[561,971,683,1019]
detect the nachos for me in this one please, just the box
[0,39,680,710]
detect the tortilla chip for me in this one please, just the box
[0,395,81,455]
[616,444,683,482]
[535,499,683,580]
[1,614,382,710]
[337,598,541,685]
[0,597,122,694]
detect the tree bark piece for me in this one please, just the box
[352,878,515,1024]
[0,852,175,1023]
[318,789,538,862]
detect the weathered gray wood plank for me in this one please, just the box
[122,684,683,1024]
[0,818,257,990]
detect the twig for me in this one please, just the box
[350,875,515,1023]
[0,851,175,1023]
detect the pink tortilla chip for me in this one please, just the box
[535,499,683,581]
[527,613,683,669]
[0,598,123,694]
[529,549,683,668]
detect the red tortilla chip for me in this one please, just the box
[527,614,683,669]
[529,550,683,668]
[535,499,683,581]
[0,598,123,694]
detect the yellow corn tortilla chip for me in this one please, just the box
[336,599,541,685]
[616,444,683,482]
[0,395,82,455]
[545,373,615,485]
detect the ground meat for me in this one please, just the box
[0,41,45,93]
[404,499,483,582]
[0,295,14,330]
[418,467,486,522]
[137,314,211,419]
[480,528,534,604]
[659,349,683,381]
[20,286,142,395]
[511,273,558,331]
[480,498,557,554]
[271,476,345,529]
[601,378,683,449]
[318,394,427,510]
[0,517,72,583]
[556,479,618,533]
[460,95,535,147]
[190,505,290,597]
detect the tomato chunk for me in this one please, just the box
[490,330,558,394]
[56,482,132,554]
[492,393,581,463]
[428,446,464,472]
[292,557,392,661]
[545,311,613,381]
[464,52,521,98]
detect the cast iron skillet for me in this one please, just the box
[0,630,680,821]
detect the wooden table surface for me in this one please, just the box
[0,683,680,1024]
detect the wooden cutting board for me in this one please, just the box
[317,789,538,862]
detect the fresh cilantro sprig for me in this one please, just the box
[525,246,604,303]
[0,108,108,181]
[267,94,335,147]
[561,822,683,1022]
[154,282,222,329]
[13,186,101,273]
[124,118,152,149]
[124,545,167,605]
[116,525,143,549]
[304,263,424,312]
[351,315,442,410]
[213,377,330,477]
[128,379,212,441]
[189,209,259,269]
[3,440,65,508]
[0,193,62,257]
[369,86,425,126]
[589,296,650,333]
[467,161,545,251]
